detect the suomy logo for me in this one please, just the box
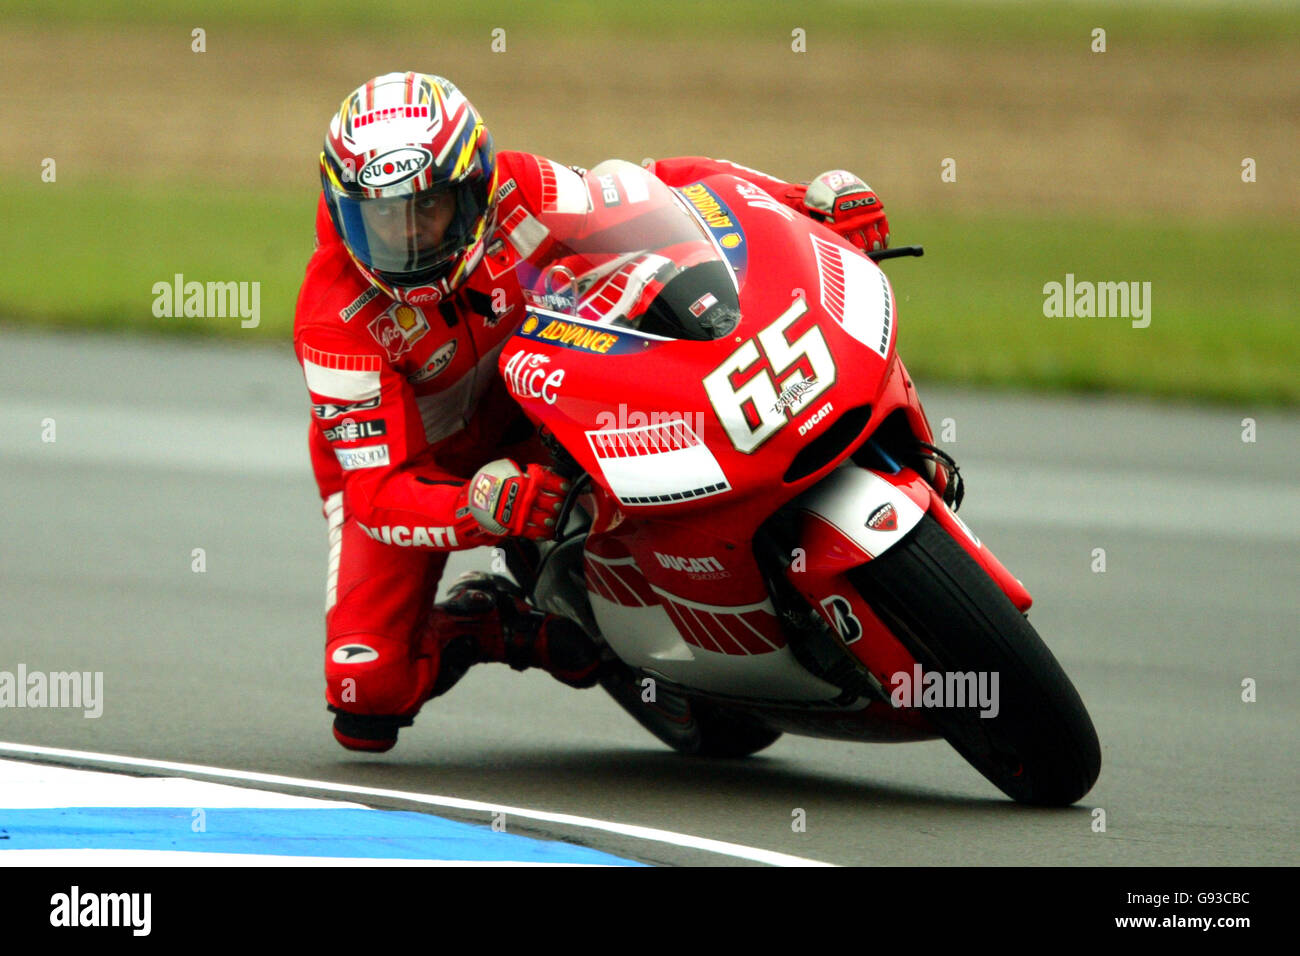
[358,147,433,188]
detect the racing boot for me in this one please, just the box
[431,572,604,691]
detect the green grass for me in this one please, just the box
[889,212,1299,405]
[2,180,1296,404]
[0,180,317,338]
[6,0,1300,45]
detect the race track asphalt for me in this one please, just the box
[1,328,1295,866]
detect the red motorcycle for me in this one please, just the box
[495,160,1100,806]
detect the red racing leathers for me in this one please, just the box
[293,151,849,739]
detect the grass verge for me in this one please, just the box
[5,0,1299,45]
[2,180,1295,405]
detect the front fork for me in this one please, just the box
[768,461,1032,699]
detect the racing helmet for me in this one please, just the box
[320,72,497,306]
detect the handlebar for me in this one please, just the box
[867,245,924,262]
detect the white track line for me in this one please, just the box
[0,742,833,867]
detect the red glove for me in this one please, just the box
[786,170,890,252]
[465,459,569,540]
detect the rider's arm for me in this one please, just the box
[645,156,798,205]
[646,156,890,252]
[295,319,495,553]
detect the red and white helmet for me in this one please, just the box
[320,72,497,306]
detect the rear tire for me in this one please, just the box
[849,514,1101,805]
[599,660,783,758]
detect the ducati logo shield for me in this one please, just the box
[357,147,433,189]
[866,503,899,532]
[331,644,379,664]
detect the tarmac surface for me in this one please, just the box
[1,328,1295,866]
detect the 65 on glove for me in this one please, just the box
[466,459,569,540]
[788,170,890,252]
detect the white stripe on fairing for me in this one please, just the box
[594,442,729,504]
[303,359,381,402]
[737,612,783,651]
[586,254,672,322]
[812,236,892,360]
[0,743,833,867]
[325,491,344,611]
[649,585,774,616]
[583,552,640,567]
[547,160,592,214]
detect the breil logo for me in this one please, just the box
[322,419,386,443]
[358,147,433,188]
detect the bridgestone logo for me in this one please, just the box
[339,286,381,322]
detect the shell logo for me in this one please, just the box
[523,316,539,334]
[394,305,420,330]
[721,232,742,249]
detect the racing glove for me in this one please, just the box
[466,459,569,540]
[786,170,890,252]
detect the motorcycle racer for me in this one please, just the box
[294,71,890,752]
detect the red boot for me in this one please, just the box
[437,572,603,688]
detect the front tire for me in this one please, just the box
[849,514,1101,805]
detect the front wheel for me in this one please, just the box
[849,514,1101,805]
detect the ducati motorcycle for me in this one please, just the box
[494,160,1100,805]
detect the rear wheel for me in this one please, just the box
[849,514,1101,805]
[599,660,783,758]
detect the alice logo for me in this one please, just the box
[152,273,260,328]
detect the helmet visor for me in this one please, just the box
[327,178,490,284]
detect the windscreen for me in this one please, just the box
[515,160,741,340]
